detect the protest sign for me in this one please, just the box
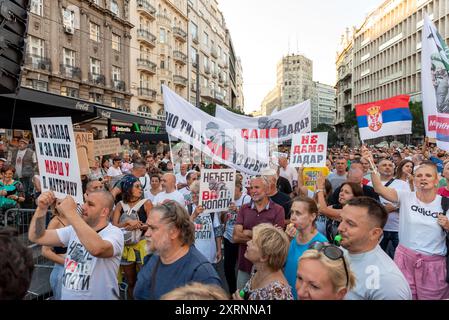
[302,167,330,191]
[31,117,84,203]
[93,138,121,156]
[77,147,91,176]
[290,132,328,168]
[75,132,94,166]
[215,102,311,142]
[192,147,202,164]
[163,85,269,175]
[171,141,191,165]
[199,169,236,214]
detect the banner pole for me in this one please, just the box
[167,134,178,190]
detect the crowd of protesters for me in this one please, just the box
[3,134,449,301]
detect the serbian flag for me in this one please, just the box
[355,95,412,141]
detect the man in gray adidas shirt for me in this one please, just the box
[338,197,411,300]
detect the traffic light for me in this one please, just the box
[0,0,30,94]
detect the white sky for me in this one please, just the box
[218,0,385,114]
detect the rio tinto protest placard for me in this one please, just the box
[31,117,84,203]
[199,169,236,214]
[290,132,328,168]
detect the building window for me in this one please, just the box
[90,22,100,42]
[110,0,119,16]
[63,48,75,67]
[112,33,121,52]
[89,92,103,103]
[160,28,167,43]
[90,57,101,75]
[203,32,208,46]
[63,8,75,30]
[28,36,44,57]
[111,97,124,109]
[61,87,79,98]
[190,21,198,40]
[31,0,43,16]
[28,79,48,91]
[203,56,209,69]
[112,66,121,81]
[191,46,198,65]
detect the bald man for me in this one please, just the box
[153,173,186,208]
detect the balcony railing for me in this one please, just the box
[88,72,105,85]
[157,14,171,27]
[214,90,224,101]
[60,64,81,79]
[173,27,187,42]
[137,58,156,74]
[112,79,126,91]
[173,50,187,64]
[136,0,156,20]
[173,75,187,87]
[137,87,157,101]
[26,54,52,72]
[137,29,156,47]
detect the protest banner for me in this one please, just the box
[163,85,269,175]
[192,147,202,164]
[199,169,236,214]
[93,138,121,156]
[31,117,84,203]
[75,132,94,166]
[290,132,328,168]
[215,101,311,142]
[171,141,191,165]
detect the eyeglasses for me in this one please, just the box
[308,241,349,288]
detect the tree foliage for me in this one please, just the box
[199,102,247,116]
[313,123,338,146]
[409,101,425,137]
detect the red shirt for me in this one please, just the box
[235,200,285,273]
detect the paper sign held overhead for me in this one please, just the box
[31,117,84,204]
[93,138,121,156]
[290,132,328,168]
[199,169,236,214]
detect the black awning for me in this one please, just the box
[96,106,164,127]
[0,87,97,129]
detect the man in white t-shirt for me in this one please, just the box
[338,197,412,300]
[175,164,189,190]
[107,157,123,177]
[28,190,124,300]
[153,173,186,208]
[278,156,298,191]
[368,158,410,258]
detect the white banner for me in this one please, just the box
[31,117,84,203]
[422,14,449,151]
[214,101,311,142]
[199,169,236,214]
[163,85,269,175]
[290,132,328,168]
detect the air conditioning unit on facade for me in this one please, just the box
[64,25,74,34]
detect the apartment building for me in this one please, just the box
[129,0,188,120]
[312,82,336,128]
[352,0,449,105]
[24,0,133,110]
[260,86,281,116]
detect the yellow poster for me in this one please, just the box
[303,167,330,191]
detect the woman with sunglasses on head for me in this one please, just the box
[296,243,356,300]
[232,223,293,300]
[112,175,153,300]
[283,196,327,299]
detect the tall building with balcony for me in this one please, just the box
[24,0,133,110]
[228,32,244,111]
[235,57,245,111]
[335,28,357,146]
[187,0,232,107]
[129,0,188,120]
[352,0,449,106]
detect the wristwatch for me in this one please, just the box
[316,189,324,194]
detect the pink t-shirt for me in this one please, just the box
[437,187,449,197]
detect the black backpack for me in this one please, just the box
[440,196,449,283]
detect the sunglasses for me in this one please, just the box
[308,241,349,288]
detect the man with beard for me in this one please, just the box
[28,190,124,300]
[134,201,222,300]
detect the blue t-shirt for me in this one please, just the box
[134,246,223,300]
[284,232,328,299]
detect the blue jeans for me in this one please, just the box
[49,263,64,300]
[380,231,399,259]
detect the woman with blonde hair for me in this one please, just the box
[161,282,229,300]
[296,242,356,300]
[232,223,293,300]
